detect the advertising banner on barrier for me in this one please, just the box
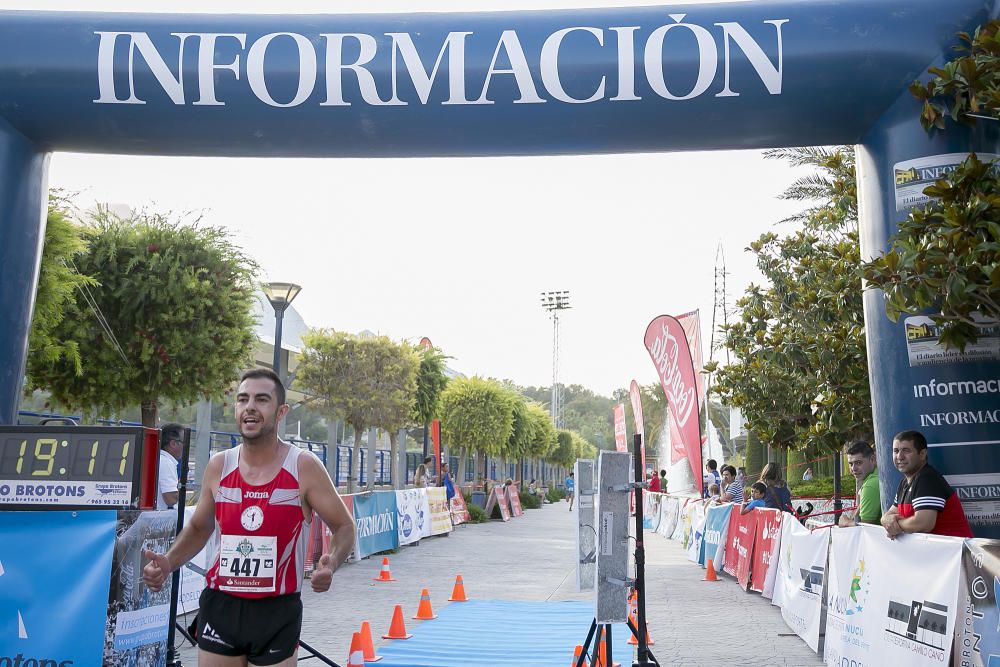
[484,484,511,521]
[644,492,660,531]
[771,518,829,652]
[686,502,707,563]
[426,487,452,535]
[644,315,703,492]
[953,539,1000,667]
[671,498,690,542]
[657,496,680,538]
[825,526,961,667]
[0,510,115,665]
[508,486,524,517]
[724,507,759,589]
[105,509,177,662]
[450,491,471,526]
[353,491,399,559]
[396,488,427,546]
[700,503,733,570]
[177,506,215,615]
[751,508,783,597]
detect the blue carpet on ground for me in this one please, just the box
[373,599,632,667]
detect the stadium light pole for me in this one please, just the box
[540,290,571,428]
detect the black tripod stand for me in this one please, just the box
[575,434,659,667]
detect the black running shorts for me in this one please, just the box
[196,587,302,665]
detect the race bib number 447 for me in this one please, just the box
[218,534,277,593]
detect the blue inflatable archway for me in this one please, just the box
[1,0,998,535]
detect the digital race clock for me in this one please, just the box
[0,426,159,510]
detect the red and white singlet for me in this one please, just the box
[205,444,310,598]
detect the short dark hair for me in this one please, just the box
[423,456,433,464]
[659,469,666,476]
[751,481,767,495]
[240,368,286,406]
[894,430,927,452]
[706,459,718,470]
[160,423,184,450]
[721,464,737,477]
[845,440,875,458]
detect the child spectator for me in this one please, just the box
[742,482,768,515]
[704,483,721,507]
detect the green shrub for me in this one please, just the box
[789,475,856,498]
[466,502,488,523]
[519,491,541,509]
[546,486,566,503]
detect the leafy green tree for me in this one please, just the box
[524,401,557,483]
[439,377,515,486]
[29,206,258,426]
[412,345,449,460]
[25,197,97,387]
[709,147,872,455]
[863,22,1000,349]
[864,154,1000,349]
[297,330,418,491]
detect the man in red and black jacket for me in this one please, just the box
[881,430,973,539]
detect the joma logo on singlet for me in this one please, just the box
[245,491,269,499]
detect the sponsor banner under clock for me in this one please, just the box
[0,479,132,506]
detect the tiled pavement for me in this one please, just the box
[176,500,824,665]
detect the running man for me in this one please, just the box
[142,368,356,666]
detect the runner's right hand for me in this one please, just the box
[142,549,172,592]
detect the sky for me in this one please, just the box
[8,0,810,397]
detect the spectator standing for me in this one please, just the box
[839,441,882,527]
[881,430,973,538]
[157,423,184,510]
[659,469,668,493]
[441,462,456,503]
[414,455,433,488]
[648,470,661,493]
[736,467,746,485]
[719,464,744,503]
[759,462,793,512]
[565,471,575,511]
[802,467,814,481]
[704,459,721,498]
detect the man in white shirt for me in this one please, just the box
[157,423,184,510]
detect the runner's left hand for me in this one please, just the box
[311,553,334,592]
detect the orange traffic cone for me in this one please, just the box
[413,588,437,619]
[382,605,412,640]
[626,603,655,646]
[346,632,364,667]
[571,644,583,666]
[596,637,620,667]
[704,558,720,582]
[358,621,382,662]
[373,556,395,582]
[448,574,469,602]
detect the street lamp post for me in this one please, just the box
[263,282,302,382]
[540,290,571,428]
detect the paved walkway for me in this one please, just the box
[177,500,824,665]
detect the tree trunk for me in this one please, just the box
[141,399,158,428]
[349,421,364,494]
[389,429,400,490]
[457,447,468,492]
[366,427,377,491]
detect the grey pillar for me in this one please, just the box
[194,398,213,495]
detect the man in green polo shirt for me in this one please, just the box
[839,440,882,526]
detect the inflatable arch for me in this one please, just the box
[0,0,998,535]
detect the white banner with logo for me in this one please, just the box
[395,489,426,546]
[671,498,690,542]
[686,502,707,563]
[426,487,452,535]
[657,496,680,538]
[417,488,433,538]
[771,518,829,652]
[824,525,962,667]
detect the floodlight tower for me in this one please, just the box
[540,290,571,427]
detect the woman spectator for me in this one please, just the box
[759,462,793,512]
[414,455,433,487]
